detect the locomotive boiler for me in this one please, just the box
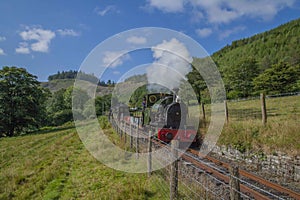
[142,93,199,145]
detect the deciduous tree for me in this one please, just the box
[0,66,49,136]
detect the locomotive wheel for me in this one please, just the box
[166,132,173,140]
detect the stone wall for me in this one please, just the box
[212,145,300,181]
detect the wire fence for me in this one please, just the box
[108,117,293,200]
[197,92,300,126]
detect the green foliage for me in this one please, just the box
[46,86,89,126]
[48,70,77,80]
[186,65,207,103]
[212,18,300,69]
[187,18,300,99]
[223,57,259,97]
[253,62,300,94]
[48,70,115,88]
[50,109,73,126]
[0,66,49,136]
[98,116,111,129]
[94,94,112,116]
[129,85,147,108]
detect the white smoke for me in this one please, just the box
[146,38,192,90]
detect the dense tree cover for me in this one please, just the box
[48,70,77,80]
[98,80,115,87]
[94,94,112,116]
[253,62,300,94]
[0,67,49,136]
[48,70,115,87]
[188,18,300,99]
[46,88,73,126]
[212,18,300,69]
[222,58,259,98]
[46,86,91,125]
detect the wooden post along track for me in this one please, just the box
[149,138,271,200]
[117,120,300,200]
[188,149,300,200]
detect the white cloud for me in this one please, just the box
[226,0,295,21]
[219,26,246,39]
[147,38,192,89]
[95,5,118,16]
[19,26,55,53]
[102,51,130,68]
[196,28,213,38]
[57,29,80,36]
[147,0,185,12]
[0,48,6,55]
[126,36,147,44]
[146,0,295,24]
[15,42,30,54]
[0,36,6,42]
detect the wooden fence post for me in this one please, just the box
[136,124,139,159]
[170,140,179,200]
[123,121,127,144]
[201,103,206,121]
[229,165,241,200]
[148,131,152,177]
[130,123,133,149]
[261,93,267,125]
[224,100,229,124]
[119,121,123,138]
[117,121,120,136]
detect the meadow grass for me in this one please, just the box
[189,95,300,155]
[0,123,169,200]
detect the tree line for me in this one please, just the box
[0,66,112,137]
[48,70,115,86]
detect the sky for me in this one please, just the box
[0,0,299,82]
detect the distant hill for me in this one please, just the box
[41,79,74,92]
[41,79,114,96]
[212,18,300,70]
[41,70,114,96]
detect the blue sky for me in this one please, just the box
[0,0,299,82]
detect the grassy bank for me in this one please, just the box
[0,123,168,200]
[190,95,300,155]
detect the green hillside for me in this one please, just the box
[41,79,113,96]
[212,18,300,69]
[41,79,75,92]
[189,18,300,100]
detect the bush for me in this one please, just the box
[98,116,111,129]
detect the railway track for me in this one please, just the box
[116,120,300,199]
[151,138,272,199]
[187,148,300,200]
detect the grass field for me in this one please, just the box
[0,124,169,200]
[189,95,300,155]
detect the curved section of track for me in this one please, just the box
[187,149,300,200]
[117,121,300,199]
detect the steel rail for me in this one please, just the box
[188,149,300,200]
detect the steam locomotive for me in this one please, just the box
[141,93,199,145]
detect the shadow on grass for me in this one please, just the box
[143,190,156,199]
[27,124,75,136]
